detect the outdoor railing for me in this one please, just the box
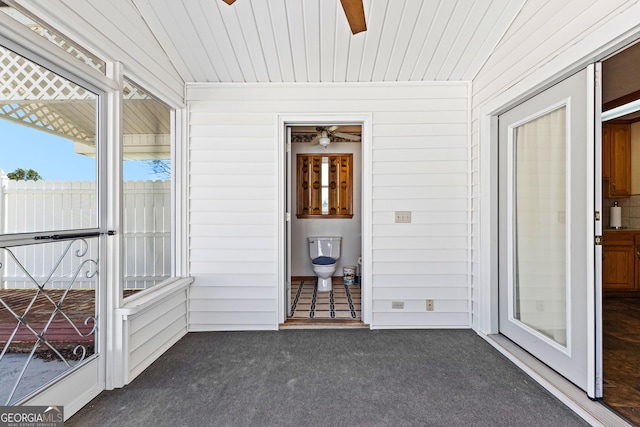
[0,238,98,404]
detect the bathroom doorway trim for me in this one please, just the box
[277,114,373,326]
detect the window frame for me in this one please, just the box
[296,153,353,219]
[120,75,175,298]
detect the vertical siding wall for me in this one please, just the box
[470,0,639,329]
[187,82,470,330]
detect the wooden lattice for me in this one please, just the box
[1,6,105,74]
[30,25,105,74]
[0,101,95,142]
[0,46,92,101]
[123,81,152,100]
[0,15,153,143]
[0,46,96,141]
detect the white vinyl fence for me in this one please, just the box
[0,175,171,290]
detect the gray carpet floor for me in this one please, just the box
[67,329,590,427]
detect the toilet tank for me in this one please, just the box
[308,236,342,260]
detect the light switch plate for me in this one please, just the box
[395,211,411,223]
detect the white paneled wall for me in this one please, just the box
[470,0,639,330]
[188,82,470,330]
[116,279,191,386]
[127,287,189,380]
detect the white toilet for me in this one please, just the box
[308,236,342,292]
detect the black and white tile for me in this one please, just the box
[290,280,361,320]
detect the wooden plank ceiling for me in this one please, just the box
[17,0,526,85]
[132,0,523,83]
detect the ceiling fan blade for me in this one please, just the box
[311,134,321,145]
[340,0,367,34]
[333,131,361,141]
[222,0,236,5]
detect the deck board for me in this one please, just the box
[0,289,95,349]
[0,289,134,349]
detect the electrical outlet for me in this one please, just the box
[392,301,404,309]
[395,211,411,223]
[426,299,434,311]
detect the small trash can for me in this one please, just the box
[343,265,356,285]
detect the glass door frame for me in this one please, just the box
[0,14,117,411]
[480,64,602,399]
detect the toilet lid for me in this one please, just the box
[312,256,335,265]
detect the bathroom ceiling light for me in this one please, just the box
[319,131,331,147]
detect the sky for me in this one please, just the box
[0,118,167,181]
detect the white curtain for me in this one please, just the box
[514,106,567,346]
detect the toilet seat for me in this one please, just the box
[312,256,336,266]
[308,237,341,292]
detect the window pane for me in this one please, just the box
[321,159,328,214]
[0,44,98,234]
[513,107,567,346]
[0,40,101,398]
[122,79,172,295]
[321,158,328,186]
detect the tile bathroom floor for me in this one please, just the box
[289,278,361,320]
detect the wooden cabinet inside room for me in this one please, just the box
[603,230,640,294]
[602,123,631,198]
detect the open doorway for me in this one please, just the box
[600,40,640,425]
[283,124,365,327]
